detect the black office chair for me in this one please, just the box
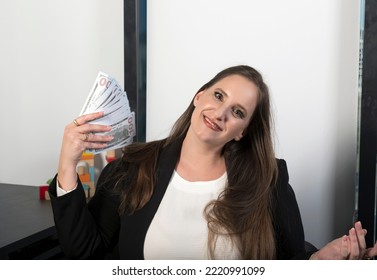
[305,240,318,252]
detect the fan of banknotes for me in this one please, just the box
[80,71,136,154]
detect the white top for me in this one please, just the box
[144,170,241,260]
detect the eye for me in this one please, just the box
[214,91,223,101]
[233,108,245,119]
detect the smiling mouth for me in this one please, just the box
[203,116,223,131]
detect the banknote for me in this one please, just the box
[80,72,116,115]
[80,71,136,154]
[87,112,136,153]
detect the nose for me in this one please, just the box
[214,105,228,121]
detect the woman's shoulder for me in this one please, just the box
[273,158,297,198]
[275,158,288,171]
[275,158,289,186]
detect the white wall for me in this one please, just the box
[0,0,124,185]
[147,0,361,248]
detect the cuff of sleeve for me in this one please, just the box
[56,177,78,197]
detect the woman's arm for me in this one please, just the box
[49,112,118,259]
[49,160,122,259]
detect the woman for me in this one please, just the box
[49,65,377,259]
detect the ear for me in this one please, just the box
[193,90,205,107]
[234,131,244,141]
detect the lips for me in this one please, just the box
[203,116,223,131]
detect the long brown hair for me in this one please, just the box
[115,65,278,259]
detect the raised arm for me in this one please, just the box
[49,112,120,259]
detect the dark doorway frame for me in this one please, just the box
[124,0,147,142]
[355,0,377,249]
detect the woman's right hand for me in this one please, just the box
[57,111,113,191]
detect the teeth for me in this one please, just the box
[205,116,222,131]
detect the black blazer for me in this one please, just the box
[49,139,312,259]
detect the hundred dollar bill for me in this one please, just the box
[80,72,116,115]
[84,80,125,114]
[80,71,136,154]
[87,112,136,154]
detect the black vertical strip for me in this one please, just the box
[124,0,147,142]
[358,0,377,247]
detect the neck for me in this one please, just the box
[176,128,226,181]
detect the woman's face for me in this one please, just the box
[191,74,259,148]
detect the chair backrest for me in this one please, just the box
[305,241,317,252]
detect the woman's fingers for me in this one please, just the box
[61,112,113,162]
[73,111,105,126]
[354,221,367,259]
[313,223,375,260]
[364,242,377,259]
[77,123,113,136]
[69,111,113,145]
[80,132,113,145]
[340,235,349,259]
[347,228,361,259]
[72,112,112,135]
[70,128,113,154]
[346,221,369,260]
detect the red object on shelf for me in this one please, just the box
[39,185,49,200]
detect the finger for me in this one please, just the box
[340,235,349,259]
[67,122,104,140]
[84,141,109,150]
[354,221,367,257]
[81,133,90,142]
[82,133,113,143]
[77,123,112,135]
[365,242,377,259]
[90,133,113,143]
[348,228,360,259]
[73,111,105,126]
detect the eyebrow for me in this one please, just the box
[215,88,248,116]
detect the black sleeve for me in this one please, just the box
[273,159,317,259]
[48,159,122,259]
